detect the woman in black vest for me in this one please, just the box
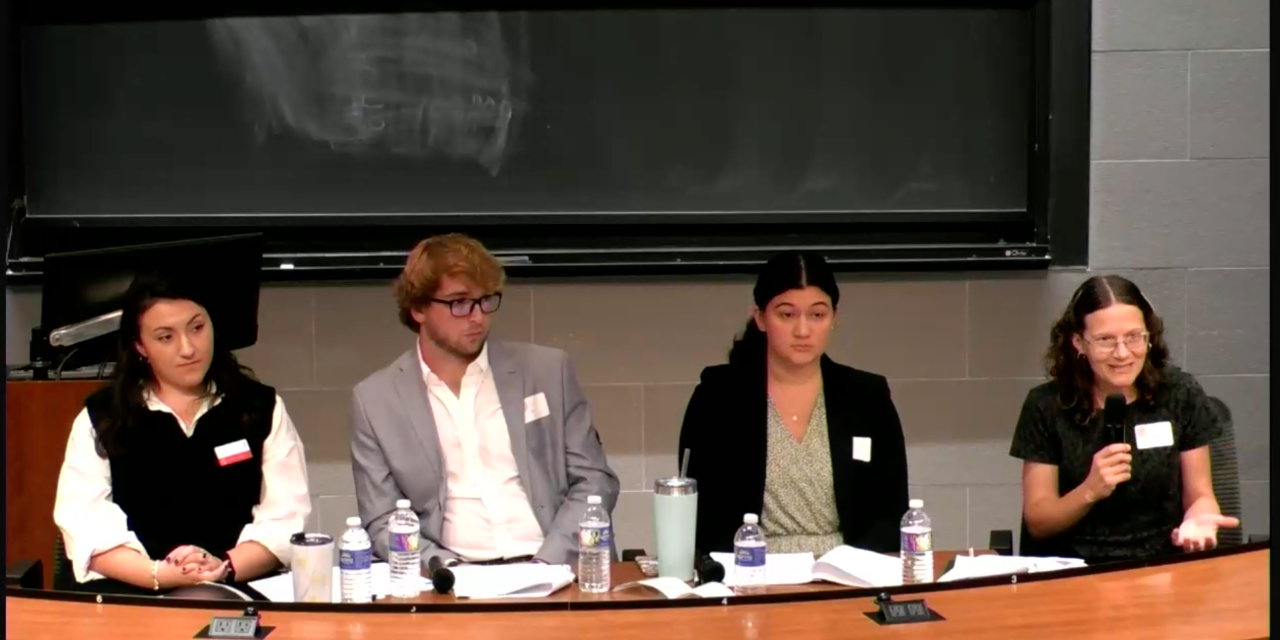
[678,251,909,557]
[53,272,311,595]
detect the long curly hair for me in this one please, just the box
[1045,275,1171,426]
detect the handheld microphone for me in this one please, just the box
[694,552,725,585]
[1103,394,1128,445]
[427,556,455,594]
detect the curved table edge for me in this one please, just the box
[6,540,1269,614]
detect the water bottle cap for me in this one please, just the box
[909,499,924,509]
[396,499,411,509]
[743,513,759,525]
[346,516,361,527]
[587,495,602,505]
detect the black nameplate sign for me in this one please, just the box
[864,598,945,625]
[195,610,275,639]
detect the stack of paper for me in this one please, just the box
[247,563,430,602]
[613,577,735,600]
[708,546,903,589]
[938,554,1086,582]
[449,563,576,599]
[709,552,818,587]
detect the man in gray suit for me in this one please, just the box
[350,234,619,567]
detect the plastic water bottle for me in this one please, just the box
[733,513,767,595]
[339,516,373,603]
[578,495,612,593]
[900,499,934,584]
[388,499,422,598]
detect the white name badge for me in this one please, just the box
[214,439,253,467]
[1134,421,1175,450]
[852,436,872,462]
[524,392,551,424]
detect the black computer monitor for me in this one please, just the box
[37,234,264,374]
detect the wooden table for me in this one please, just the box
[7,546,1269,639]
[398,550,982,604]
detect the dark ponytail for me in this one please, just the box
[725,251,840,367]
[728,319,767,367]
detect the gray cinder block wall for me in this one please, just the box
[6,0,1268,552]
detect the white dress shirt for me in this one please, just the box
[418,341,544,561]
[53,390,312,584]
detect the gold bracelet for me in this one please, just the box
[151,560,160,591]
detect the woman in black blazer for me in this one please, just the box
[678,251,909,557]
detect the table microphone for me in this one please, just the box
[695,552,725,586]
[1103,394,1128,445]
[427,556,455,594]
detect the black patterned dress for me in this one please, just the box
[1009,367,1223,563]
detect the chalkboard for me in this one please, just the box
[20,7,1031,221]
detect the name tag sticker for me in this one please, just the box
[1134,421,1175,450]
[524,392,550,424]
[853,437,872,462]
[214,439,253,467]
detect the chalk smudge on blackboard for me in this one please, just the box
[207,12,529,175]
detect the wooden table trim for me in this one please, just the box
[10,549,1269,640]
[5,541,1268,614]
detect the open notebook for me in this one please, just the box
[613,577,735,600]
[710,546,903,589]
[449,563,577,599]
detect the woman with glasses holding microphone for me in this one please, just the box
[1009,275,1239,563]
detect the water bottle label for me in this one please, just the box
[390,532,419,554]
[902,531,933,553]
[340,547,372,571]
[580,525,612,550]
[734,545,766,568]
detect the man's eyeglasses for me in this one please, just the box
[1083,331,1150,354]
[429,293,503,318]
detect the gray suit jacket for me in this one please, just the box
[349,341,620,566]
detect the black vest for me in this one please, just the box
[84,380,276,560]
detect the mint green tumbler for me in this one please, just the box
[653,477,698,582]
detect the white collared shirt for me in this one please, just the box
[53,389,312,583]
[417,341,544,561]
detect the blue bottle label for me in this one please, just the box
[390,532,419,554]
[340,547,372,571]
[735,544,766,568]
[580,525,612,550]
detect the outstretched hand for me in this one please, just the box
[1172,513,1241,552]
